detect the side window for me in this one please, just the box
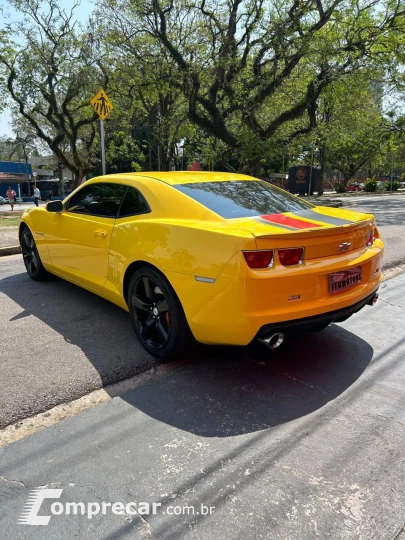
[66,183,127,217]
[118,187,150,217]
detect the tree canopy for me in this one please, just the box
[0,0,404,187]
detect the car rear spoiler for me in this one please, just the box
[249,218,375,240]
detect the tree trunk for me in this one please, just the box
[72,169,85,190]
[160,146,170,171]
[239,157,261,177]
[58,164,64,196]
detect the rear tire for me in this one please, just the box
[128,267,193,360]
[20,227,48,281]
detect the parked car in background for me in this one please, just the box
[347,183,362,192]
[0,196,6,205]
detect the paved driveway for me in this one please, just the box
[342,194,405,268]
[0,273,404,539]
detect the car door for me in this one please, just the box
[46,182,127,290]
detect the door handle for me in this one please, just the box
[94,230,107,238]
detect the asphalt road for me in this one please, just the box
[1,273,405,539]
[341,194,405,268]
[0,194,403,429]
[0,256,156,428]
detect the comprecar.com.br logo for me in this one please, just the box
[18,488,215,525]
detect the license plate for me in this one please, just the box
[329,267,362,293]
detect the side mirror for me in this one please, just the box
[46,200,63,213]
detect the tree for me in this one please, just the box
[313,73,386,188]
[119,0,404,174]
[0,0,108,188]
[95,6,192,171]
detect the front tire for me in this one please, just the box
[20,227,48,281]
[128,267,193,359]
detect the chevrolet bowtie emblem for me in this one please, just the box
[338,242,352,252]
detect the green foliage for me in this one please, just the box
[384,181,400,191]
[335,185,347,193]
[106,131,145,173]
[131,162,142,172]
[317,73,386,186]
[1,0,405,181]
[0,0,108,187]
[106,0,404,171]
[364,179,377,192]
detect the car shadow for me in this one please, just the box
[1,267,373,434]
[121,327,373,436]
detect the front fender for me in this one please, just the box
[20,208,51,265]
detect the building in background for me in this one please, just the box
[0,161,32,198]
[0,156,78,200]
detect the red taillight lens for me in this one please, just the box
[243,250,274,268]
[366,228,375,247]
[278,247,304,266]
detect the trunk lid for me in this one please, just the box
[231,206,375,260]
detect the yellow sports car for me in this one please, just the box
[19,172,383,358]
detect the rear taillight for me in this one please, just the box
[278,247,304,266]
[366,228,375,247]
[243,250,274,268]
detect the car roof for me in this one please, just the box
[117,171,255,186]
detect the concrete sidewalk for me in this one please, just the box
[1,274,405,539]
[0,202,47,212]
[0,227,19,248]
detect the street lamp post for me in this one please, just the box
[303,145,315,196]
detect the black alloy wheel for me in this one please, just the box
[128,267,193,359]
[133,275,171,348]
[20,227,48,281]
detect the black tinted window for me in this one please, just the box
[118,187,150,217]
[66,183,126,217]
[175,181,312,218]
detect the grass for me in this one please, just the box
[0,215,21,227]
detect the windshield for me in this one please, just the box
[175,180,312,219]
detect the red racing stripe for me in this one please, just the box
[260,213,323,229]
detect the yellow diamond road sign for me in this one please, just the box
[90,89,113,120]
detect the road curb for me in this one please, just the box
[318,191,405,198]
[314,199,343,207]
[382,263,405,281]
[0,358,191,447]
[0,245,21,257]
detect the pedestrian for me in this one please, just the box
[32,186,40,207]
[6,186,16,211]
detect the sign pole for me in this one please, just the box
[100,119,106,175]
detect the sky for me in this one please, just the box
[0,0,95,139]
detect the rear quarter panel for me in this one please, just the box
[108,218,257,302]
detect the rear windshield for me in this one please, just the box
[175,180,312,218]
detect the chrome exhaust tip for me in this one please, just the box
[258,332,285,350]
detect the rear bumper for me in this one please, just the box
[167,242,384,346]
[257,289,379,338]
